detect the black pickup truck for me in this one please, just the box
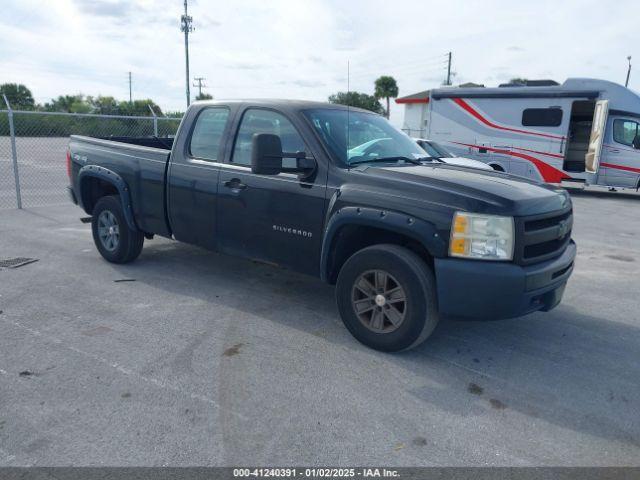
[67,100,575,351]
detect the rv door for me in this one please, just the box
[585,100,609,174]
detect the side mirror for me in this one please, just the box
[633,134,640,150]
[251,133,317,177]
[251,133,284,175]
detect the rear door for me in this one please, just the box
[216,107,327,275]
[167,106,232,249]
[585,100,609,174]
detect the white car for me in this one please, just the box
[414,138,493,170]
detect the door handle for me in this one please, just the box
[609,149,620,154]
[224,178,247,190]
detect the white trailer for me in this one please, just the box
[426,78,640,189]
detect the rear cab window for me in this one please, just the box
[189,107,230,161]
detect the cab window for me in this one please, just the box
[189,107,230,161]
[613,119,639,146]
[231,109,307,167]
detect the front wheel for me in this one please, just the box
[91,195,144,264]
[336,244,439,352]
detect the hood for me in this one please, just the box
[355,163,570,216]
[442,157,493,170]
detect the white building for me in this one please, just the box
[396,83,484,137]
[395,90,430,138]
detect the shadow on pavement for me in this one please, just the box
[105,240,640,452]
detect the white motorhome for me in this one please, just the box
[418,78,640,188]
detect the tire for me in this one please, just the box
[91,195,144,264]
[336,244,439,352]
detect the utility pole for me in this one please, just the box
[181,0,194,107]
[446,52,452,86]
[128,71,132,103]
[193,76,207,98]
[625,56,632,87]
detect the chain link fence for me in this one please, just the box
[0,109,182,209]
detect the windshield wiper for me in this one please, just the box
[350,156,426,166]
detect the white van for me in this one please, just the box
[425,78,640,189]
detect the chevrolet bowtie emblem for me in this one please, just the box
[557,220,569,238]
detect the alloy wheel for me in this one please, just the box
[351,269,407,333]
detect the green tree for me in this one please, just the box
[328,91,384,114]
[117,99,163,116]
[44,95,86,113]
[508,78,528,85]
[0,83,35,110]
[195,93,213,100]
[89,96,120,115]
[374,76,399,119]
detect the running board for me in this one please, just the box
[561,178,586,189]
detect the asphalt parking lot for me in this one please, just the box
[0,189,639,466]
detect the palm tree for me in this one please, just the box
[374,76,399,119]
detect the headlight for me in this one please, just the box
[449,212,514,260]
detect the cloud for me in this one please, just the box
[1,0,638,124]
[226,63,265,71]
[75,0,132,18]
[285,80,327,88]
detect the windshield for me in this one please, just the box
[418,140,454,158]
[303,108,427,166]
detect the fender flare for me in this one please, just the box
[319,206,447,282]
[77,165,138,231]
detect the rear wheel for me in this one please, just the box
[91,195,144,264]
[336,244,439,352]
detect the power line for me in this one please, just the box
[348,61,447,80]
[181,0,194,107]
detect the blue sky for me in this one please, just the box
[1,0,637,125]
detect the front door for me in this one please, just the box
[216,108,327,276]
[605,117,640,187]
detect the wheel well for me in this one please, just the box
[80,176,119,214]
[326,224,433,284]
[489,163,505,172]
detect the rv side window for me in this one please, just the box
[522,108,563,127]
[613,119,639,146]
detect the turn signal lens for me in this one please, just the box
[453,214,468,234]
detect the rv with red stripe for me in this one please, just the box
[397,78,640,189]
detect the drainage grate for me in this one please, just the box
[0,257,39,269]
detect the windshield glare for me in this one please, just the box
[303,108,427,166]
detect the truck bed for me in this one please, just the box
[69,135,172,236]
[98,136,175,150]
